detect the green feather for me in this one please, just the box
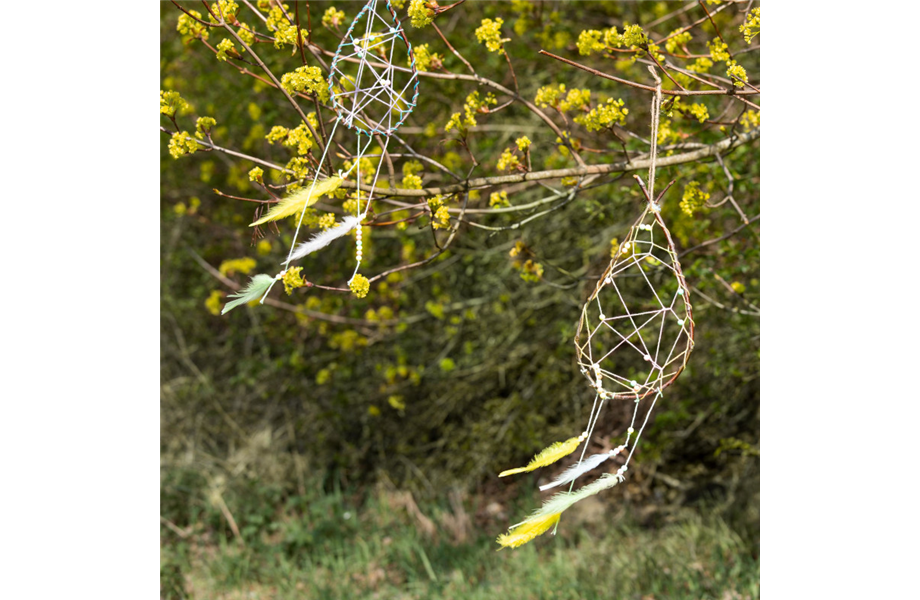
[221,274,275,315]
[525,472,624,522]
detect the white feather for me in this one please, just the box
[539,452,611,492]
[286,216,360,263]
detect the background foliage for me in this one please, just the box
[161,1,759,596]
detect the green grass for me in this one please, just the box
[161,475,759,599]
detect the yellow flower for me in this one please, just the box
[205,290,224,316]
[408,0,434,28]
[475,18,508,53]
[726,62,748,88]
[215,38,236,61]
[680,181,710,216]
[282,266,305,295]
[248,167,264,183]
[280,66,329,102]
[321,7,345,29]
[219,257,257,276]
[489,191,510,208]
[497,149,520,172]
[574,98,628,132]
[168,131,199,159]
[515,136,532,152]
[349,274,370,298]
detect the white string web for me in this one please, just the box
[328,0,419,136]
[279,0,418,286]
[575,206,694,403]
[568,72,693,480]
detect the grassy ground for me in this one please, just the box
[160,478,759,599]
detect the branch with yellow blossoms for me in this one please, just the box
[164,0,759,304]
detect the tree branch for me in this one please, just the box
[337,128,759,198]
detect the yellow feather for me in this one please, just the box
[250,176,343,227]
[498,436,581,477]
[496,513,561,549]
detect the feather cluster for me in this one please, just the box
[528,472,625,523]
[539,452,612,492]
[496,513,561,549]
[221,274,275,315]
[540,444,626,492]
[286,216,360,263]
[499,436,582,478]
[250,176,343,227]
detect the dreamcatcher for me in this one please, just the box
[222,0,418,314]
[496,75,695,549]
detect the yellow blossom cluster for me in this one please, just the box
[177,10,209,42]
[248,167,264,183]
[686,57,713,73]
[518,259,544,283]
[160,90,189,118]
[402,173,423,189]
[726,63,748,87]
[534,84,590,112]
[497,149,521,172]
[665,30,692,54]
[216,38,237,61]
[408,0,434,28]
[168,131,199,159]
[237,23,255,45]
[687,103,709,122]
[321,7,345,29]
[707,40,748,88]
[282,266,306,295]
[349,274,370,298]
[427,195,451,229]
[285,157,310,180]
[207,0,239,24]
[262,3,310,50]
[412,44,443,72]
[317,212,336,230]
[657,119,682,145]
[740,8,760,44]
[707,40,730,62]
[574,98,628,132]
[680,181,711,216]
[475,18,509,53]
[577,24,656,60]
[285,121,316,155]
[489,191,510,208]
[219,257,257,276]
[445,91,497,133]
[739,109,760,132]
[280,66,329,102]
[205,290,223,316]
[195,116,216,139]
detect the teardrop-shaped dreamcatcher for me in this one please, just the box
[222,0,419,313]
[496,75,695,549]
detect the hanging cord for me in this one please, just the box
[646,66,663,210]
[350,135,390,283]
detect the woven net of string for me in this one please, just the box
[328,0,419,136]
[574,205,695,403]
